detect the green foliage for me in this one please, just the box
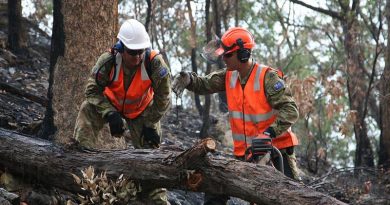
[328,136,355,167]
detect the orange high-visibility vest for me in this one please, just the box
[225,63,298,157]
[103,50,158,119]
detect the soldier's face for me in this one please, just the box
[123,48,145,67]
[223,51,239,70]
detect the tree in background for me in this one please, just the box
[289,0,377,168]
[213,0,228,113]
[145,0,151,32]
[186,0,203,116]
[28,0,388,168]
[199,0,212,138]
[38,0,64,139]
[8,0,25,52]
[379,0,390,169]
[39,0,118,143]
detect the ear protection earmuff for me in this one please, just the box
[236,38,251,63]
[112,40,124,53]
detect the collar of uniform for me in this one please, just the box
[239,59,256,85]
[123,64,138,76]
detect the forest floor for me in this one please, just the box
[0,9,389,205]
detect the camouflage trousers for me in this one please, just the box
[273,147,301,181]
[73,100,169,205]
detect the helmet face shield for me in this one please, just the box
[200,39,224,64]
[200,38,240,64]
[200,27,255,64]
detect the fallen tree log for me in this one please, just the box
[0,188,19,205]
[0,128,346,205]
[0,82,48,106]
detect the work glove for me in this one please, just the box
[105,111,125,137]
[141,126,160,148]
[263,127,276,138]
[172,71,191,97]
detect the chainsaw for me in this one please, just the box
[245,136,284,174]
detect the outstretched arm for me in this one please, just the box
[185,69,227,94]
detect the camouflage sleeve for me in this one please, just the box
[264,70,299,136]
[186,69,226,94]
[84,52,117,118]
[141,55,171,128]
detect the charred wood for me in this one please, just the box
[0,188,18,205]
[0,82,47,106]
[0,129,346,205]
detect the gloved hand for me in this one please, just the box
[264,127,276,138]
[142,126,160,148]
[172,71,191,96]
[105,111,124,137]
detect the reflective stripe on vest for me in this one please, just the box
[113,89,150,105]
[103,50,158,119]
[112,53,122,82]
[229,110,278,123]
[230,65,265,91]
[226,63,298,156]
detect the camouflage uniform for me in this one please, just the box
[186,64,300,205]
[187,65,300,179]
[73,51,171,205]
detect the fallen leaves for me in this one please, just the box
[70,166,140,205]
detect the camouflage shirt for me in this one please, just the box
[85,51,171,128]
[186,63,298,136]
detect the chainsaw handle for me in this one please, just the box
[272,146,284,174]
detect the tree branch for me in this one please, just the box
[289,0,343,20]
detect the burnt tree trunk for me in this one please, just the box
[50,1,118,144]
[342,15,374,168]
[186,0,203,116]
[145,0,151,32]
[200,0,212,139]
[38,0,65,139]
[0,129,346,205]
[7,0,23,53]
[379,0,390,169]
[212,0,228,113]
[289,0,375,168]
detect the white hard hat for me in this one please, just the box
[117,19,151,50]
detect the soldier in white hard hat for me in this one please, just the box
[73,19,171,204]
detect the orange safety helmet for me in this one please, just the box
[215,27,255,56]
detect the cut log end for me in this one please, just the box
[203,138,216,152]
[186,170,203,191]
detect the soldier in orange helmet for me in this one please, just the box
[173,27,300,204]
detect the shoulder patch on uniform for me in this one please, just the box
[274,81,284,91]
[152,57,161,69]
[159,67,168,78]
